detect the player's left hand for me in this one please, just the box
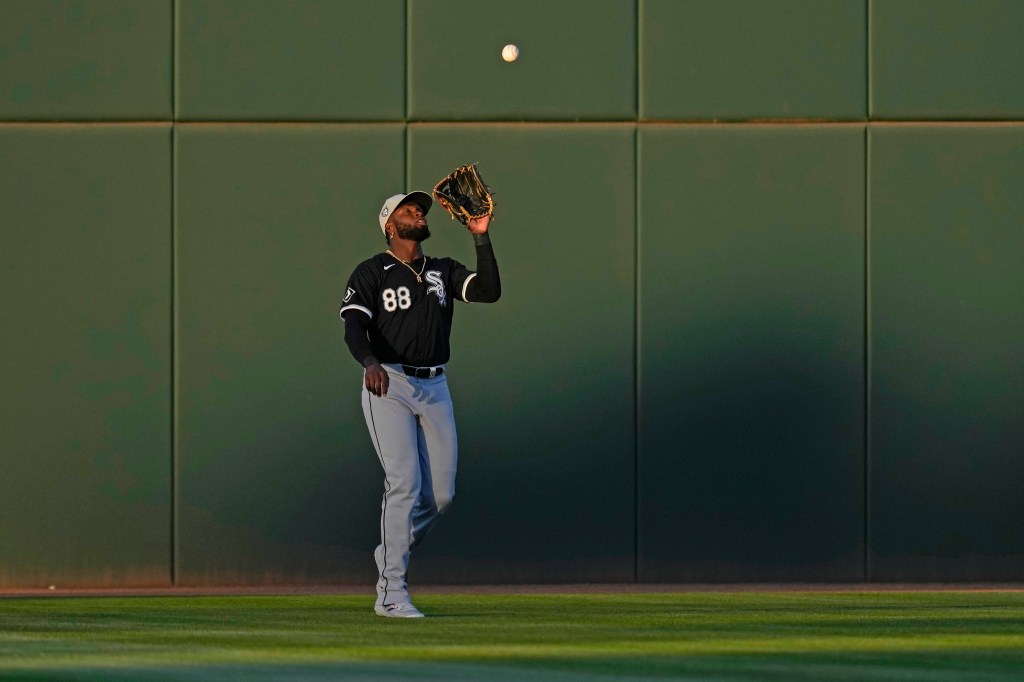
[467,214,491,234]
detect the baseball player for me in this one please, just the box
[339,191,500,617]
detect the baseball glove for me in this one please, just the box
[432,163,495,226]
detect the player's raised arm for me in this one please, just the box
[463,215,501,303]
[432,164,500,303]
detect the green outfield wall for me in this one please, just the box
[1,0,1021,588]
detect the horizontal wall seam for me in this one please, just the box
[0,122,175,127]
[2,120,1021,127]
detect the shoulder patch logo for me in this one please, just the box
[343,287,355,303]
[425,270,446,308]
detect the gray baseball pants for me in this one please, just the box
[361,363,457,607]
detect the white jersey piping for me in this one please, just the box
[340,304,373,320]
[461,273,477,302]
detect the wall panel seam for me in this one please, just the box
[14,120,1024,125]
[864,124,872,582]
[633,0,641,583]
[636,0,641,124]
[632,123,639,583]
[867,0,872,120]
[170,0,178,587]
[404,0,410,122]
[4,121,1020,127]
[172,0,179,122]
[170,124,178,586]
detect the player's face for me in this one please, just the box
[391,201,430,242]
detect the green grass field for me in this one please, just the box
[1,592,1023,680]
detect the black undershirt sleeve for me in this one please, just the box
[343,311,379,368]
[465,232,501,303]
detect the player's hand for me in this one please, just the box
[364,363,389,397]
[467,214,491,234]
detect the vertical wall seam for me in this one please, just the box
[630,0,638,581]
[864,124,872,583]
[403,0,411,189]
[171,124,178,586]
[866,0,872,120]
[172,0,178,122]
[170,0,178,586]
[864,0,873,584]
[405,0,410,124]
[632,0,641,583]
[635,0,641,121]
[633,124,641,584]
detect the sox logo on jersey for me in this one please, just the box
[425,271,446,308]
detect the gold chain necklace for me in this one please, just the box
[386,250,428,282]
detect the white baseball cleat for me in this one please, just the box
[374,601,425,618]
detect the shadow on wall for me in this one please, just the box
[639,313,865,582]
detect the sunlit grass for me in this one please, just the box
[1,591,1022,680]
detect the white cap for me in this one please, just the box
[378,191,432,235]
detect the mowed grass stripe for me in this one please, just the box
[1,592,1023,680]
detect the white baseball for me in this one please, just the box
[501,44,519,63]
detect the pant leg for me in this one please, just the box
[362,379,420,607]
[409,375,458,547]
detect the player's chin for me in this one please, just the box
[407,226,431,242]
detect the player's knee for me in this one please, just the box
[434,491,454,514]
[386,478,419,501]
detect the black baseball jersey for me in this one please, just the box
[339,253,477,367]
